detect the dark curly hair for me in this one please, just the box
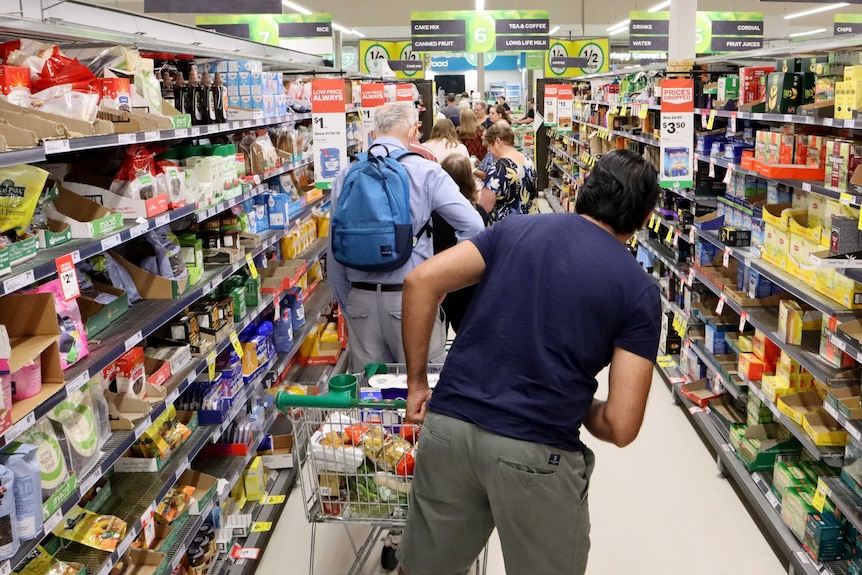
[575,149,661,235]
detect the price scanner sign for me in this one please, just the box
[660,78,694,189]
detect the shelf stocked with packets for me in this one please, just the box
[654,354,688,389]
[545,194,564,214]
[1,290,279,569]
[695,153,862,208]
[0,114,314,170]
[669,380,833,575]
[638,236,689,282]
[0,226,289,449]
[694,107,862,130]
[579,100,662,112]
[747,380,845,466]
[686,336,747,402]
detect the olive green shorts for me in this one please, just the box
[397,411,595,575]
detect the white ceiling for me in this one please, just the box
[80,0,862,44]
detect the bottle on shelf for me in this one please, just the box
[189,67,206,125]
[161,70,175,110]
[212,72,228,124]
[201,71,217,125]
[174,72,189,116]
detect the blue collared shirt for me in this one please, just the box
[328,136,486,306]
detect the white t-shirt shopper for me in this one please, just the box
[424,138,470,163]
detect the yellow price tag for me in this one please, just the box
[857,208,862,231]
[639,105,649,119]
[652,217,662,233]
[707,109,716,130]
[230,331,244,358]
[246,253,259,279]
[649,214,657,229]
[840,193,854,207]
[656,355,675,368]
[262,494,286,505]
[620,105,627,116]
[665,227,674,244]
[630,235,638,248]
[812,478,830,512]
[207,351,217,381]
[251,521,272,533]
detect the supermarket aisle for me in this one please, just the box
[259,369,787,575]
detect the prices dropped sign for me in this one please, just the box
[660,79,695,190]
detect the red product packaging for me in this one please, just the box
[739,67,774,104]
[99,78,131,111]
[116,346,147,399]
[808,135,827,168]
[0,65,30,104]
[795,135,809,166]
[780,134,796,165]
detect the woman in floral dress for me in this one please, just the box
[477,122,538,222]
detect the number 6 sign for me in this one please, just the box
[55,254,80,301]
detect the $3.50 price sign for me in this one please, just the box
[660,79,695,190]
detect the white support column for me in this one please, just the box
[668,0,696,61]
[334,30,343,69]
[476,53,485,99]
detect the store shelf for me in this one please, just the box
[615,130,660,146]
[655,354,688,387]
[545,194,564,213]
[0,147,47,169]
[688,339,745,400]
[696,153,862,208]
[638,237,688,280]
[823,401,862,448]
[822,477,862,535]
[695,228,756,265]
[694,107,862,130]
[579,99,662,111]
[748,259,856,318]
[748,380,844,466]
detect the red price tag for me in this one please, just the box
[673,229,680,247]
[723,247,731,268]
[739,311,748,331]
[716,294,726,315]
[709,160,716,179]
[55,254,80,301]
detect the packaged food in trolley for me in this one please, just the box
[309,412,366,473]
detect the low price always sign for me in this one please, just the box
[311,79,348,190]
[660,79,694,189]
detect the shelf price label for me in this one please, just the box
[841,193,855,207]
[723,247,731,268]
[700,111,707,129]
[246,254,259,279]
[812,479,830,512]
[715,294,726,315]
[251,521,272,533]
[262,494,285,505]
[207,351,217,382]
[672,229,680,248]
[707,109,716,130]
[55,254,80,301]
[739,311,748,332]
[229,331,244,358]
[689,227,697,244]
[687,269,695,287]
[664,227,674,245]
[638,105,648,119]
[730,112,737,133]
[708,160,716,179]
[722,164,733,185]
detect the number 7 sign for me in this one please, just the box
[55,254,80,301]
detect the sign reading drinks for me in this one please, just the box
[695,12,764,53]
[545,38,609,78]
[660,79,695,190]
[359,40,423,79]
[410,10,549,53]
[196,13,334,55]
[629,11,669,53]
[835,14,862,35]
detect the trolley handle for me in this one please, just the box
[275,391,407,411]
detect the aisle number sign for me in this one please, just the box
[556,86,574,134]
[410,10,549,53]
[660,79,695,190]
[360,84,386,152]
[359,40,424,79]
[543,85,559,128]
[545,38,609,78]
[311,79,348,190]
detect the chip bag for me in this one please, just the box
[0,165,50,236]
[52,505,127,551]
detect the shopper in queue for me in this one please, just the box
[397,149,662,575]
[327,103,485,369]
[473,104,512,180]
[496,95,511,112]
[473,101,491,129]
[457,109,487,162]
[441,93,461,127]
[477,122,537,221]
[422,118,470,163]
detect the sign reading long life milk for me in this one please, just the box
[311,79,347,190]
[360,84,386,152]
[660,79,694,189]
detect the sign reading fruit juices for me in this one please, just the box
[360,83,386,152]
[311,79,347,190]
[660,79,694,189]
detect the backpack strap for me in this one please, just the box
[415,219,433,241]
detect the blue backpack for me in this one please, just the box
[331,144,430,272]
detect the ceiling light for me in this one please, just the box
[549,26,560,35]
[351,29,366,37]
[476,0,485,11]
[789,27,828,37]
[784,3,849,20]
[606,19,630,32]
[332,23,353,34]
[281,0,313,15]
[648,1,670,12]
[609,27,628,36]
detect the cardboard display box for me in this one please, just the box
[46,187,124,239]
[110,251,189,300]
[732,422,802,471]
[680,379,722,408]
[122,549,167,575]
[0,97,114,138]
[257,434,294,469]
[176,469,218,515]
[62,179,169,221]
[114,411,199,472]
[803,411,848,446]
[777,390,823,425]
[78,282,129,338]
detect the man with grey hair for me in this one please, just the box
[328,102,485,369]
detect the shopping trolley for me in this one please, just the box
[276,366,488,575]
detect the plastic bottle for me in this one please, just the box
[212,72,228,123]
[174,72,189,115]
[201,71,217,124]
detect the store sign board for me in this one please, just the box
[411,10,550,53]
[311,79,348,190]
[359,40,424,79]
[196,13,334,54]
[695,12,764,54]
[556,86,574,134]
[430,54,522,72]
[660,79,695,190]
[629,11,669,54]
[711,20,763,36]
[147,0,281,12]
[396,86,414,103]
[711,37,763,52]
[526,51,545,70]
[545,38,609,78]
[360,83,386,152]
[835,14,862,35]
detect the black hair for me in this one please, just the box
[575,149,661,235]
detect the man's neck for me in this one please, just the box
[580,215,632,244]
[375,134,410,148]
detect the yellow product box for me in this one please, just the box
[786,232,819,286]
[807,196,828,232]
[244,456,267,502]
[815,268,862,310]
[844,65,862,82]
[762,375,804,403]
[763,223,790,270]
[778,351,802,374]
[763,204,805,231]
[803,411,848,446]
[789,213,823,246]
[777,390,823,425]
[814,379,832,402]
[738,335,753,353]
[778,300,804,345]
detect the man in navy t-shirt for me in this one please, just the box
[396,149,662,575]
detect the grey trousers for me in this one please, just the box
[343,287,447,370]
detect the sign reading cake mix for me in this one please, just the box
[311,79,347,190]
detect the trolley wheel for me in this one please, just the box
[381,544,399,571]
